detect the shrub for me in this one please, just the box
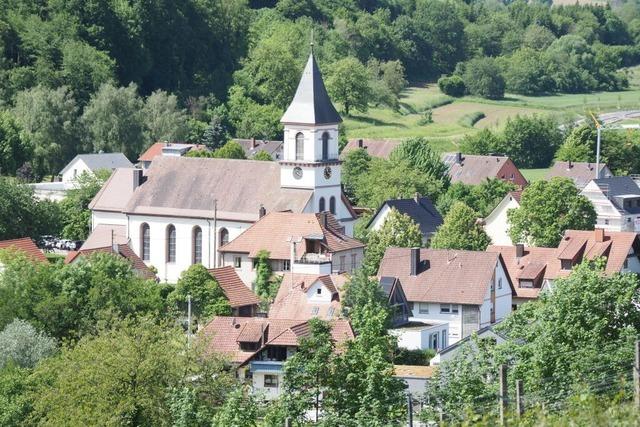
[423,95,454,110]
[437,75,466,97]
[458,111,485,128]
[0,319,57,369]
[417,109,433,125]
[462,57,505,99]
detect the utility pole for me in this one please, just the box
[635,340,640,409]
[499,364,508,426]
[187,294,192,348]
[589,111,602,179]
[516,379,524,417]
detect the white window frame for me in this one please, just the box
[234,256,242,268]
[418,303,429,314]
[440,304,459,314]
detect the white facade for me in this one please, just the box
[581,181,640,232]
[61,158,92,183]
[407,261,512,345]
[483,193,520,246]
[389,322,449,351]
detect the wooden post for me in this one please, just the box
[499,364,508,426]
[407,393,414,427]
[516,379,524,417]
[635,340,640,409]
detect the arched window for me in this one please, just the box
[295,132,304,161]
[192,226,202,264]
[219,228,229,246]
[319,197,326,212]
[166,225,176,263]
[329,196,336,215]
[322,132,330,160]
[140,223,150,261]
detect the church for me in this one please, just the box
[88,52,357,282]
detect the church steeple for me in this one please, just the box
[280,53,342,126]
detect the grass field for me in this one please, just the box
[342,66,640,153]
[521,168,551,183]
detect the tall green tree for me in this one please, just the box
[253,249,277,302]
[60,41,115,106]
[342,147,372,202]
[0,111,32,176]
[508,177,596,247]
[0,319,57,369]
[390,137,451,190]
[327,57,372,116]
[59,169,111,240]
[462,57,505,99]
[142,90,189,144]
[431,202,491,251]
[501,114,563,168]
[436,179,516,217]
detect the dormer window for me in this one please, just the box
[560,259,572,270]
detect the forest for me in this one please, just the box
[1,0,640,179]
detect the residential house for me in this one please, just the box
[377,247,514,346]
[209,266,261,317]
[60,153,133,182]
[442,153,528,187]
[482,191,522,245]
[0,238,47,270]
[488,228,640,305]
[430,323,506,365]
[138,142,204,170]
[64,244,157,280]
[546,161,613,189]
[87,52,357,282]
[202,316,354,399]
[234,138,283,160]
[219,211,364,286]
[581,176,640,232]
[340,138,401,159]
[367,195,443,243]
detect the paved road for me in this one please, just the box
[575,110,640,126]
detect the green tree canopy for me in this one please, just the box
[0,319,57,369]
[501,114,563,168]
[389,137,451,190]
[341,147,372,202]
[142,90,189,144]
[59,169,111,240]
[0,111,32,176]
[462,57,505,99]
[326,57,372,116]
[430,202,491,251]
[436,178,516,217]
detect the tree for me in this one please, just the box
[253,250,278,303]
[458,129,503,156]
[342,147,372,202]
[82,83,145,159]
[213,141,246,159]
[341,269,389,319]
[169,264,231,325]
[327,57,372,116]
[501,114,563,168]
[0,111,32,176]
[437,75,466,97]
[508,177,596,247]
[142,90,189,144]
[200,106,229,150]
[60,41,115,106]
[555,125,593,162]
[363,208,423,275]
[0,319,57,369]
[253,150,273,161]
[211,387,260,427]
[0,363,33,426]
[462,57,505,99]
[431,202,491,251]
[436,178,516,217]
[13,86,79,179]
[504,48,555,95]
[390,137,451,190]
[59,169,111,240]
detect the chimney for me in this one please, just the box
[252,137,257,149]
[515,243,525,258]
[133,169,143,190]
[568,160,573,169]
[595,228,605,243]
[259,205,266,218]
[358,139,363,148]
[414,192,420,203]
[455,152,462,164]
[410,247,420,276]
[321,212,329,228]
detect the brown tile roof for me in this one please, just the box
[123,156,315,221]
[443,154,525,186]
[546,162,611,189]
[560,229,639,273]
[89,168,141,213]
[201,316,354,365]
[208,266,260,308]
[377,248,509,306]
[557,237,587,261]
[64,244,156,280]
[219,212,364,259]
[0,238,47,262]
[80,224,128,250]
[509,191,522,203]
[341,139,401,159]
[236,321,266,343]
[268,273,348,320]
[138,142,205,162]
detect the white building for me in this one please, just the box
[377,247,514,345]
[87,52,357,282]
[482,191,521,246]
[60,153,133,183]
[581,176,640,232]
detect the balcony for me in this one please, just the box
[250,361,284,373]
[298,253,332,264]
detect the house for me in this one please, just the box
[581,176,640,232]
[488,228,640,305]
[234,138,283,160]
[367,195,443,243]
[268,273,346,321]
[208,266,261,317]
[219,212,364,286]
[138,142,204,170]
[201,316,354,399]
[430,323,507,365]
[60,153,133,182]
[482,191,522,245]
[442,153,528,187]
[377,247,514,346]
[64,244,156,280]
[546,161,613,189]
[87,52,357,282]
[340,138,401,159]
[0,238,47,268]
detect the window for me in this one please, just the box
[252,258,258,269]
[319,197,326,212]
[322,132,329,160]
[264,374,279,388]
[419,303,429,314]
[560,259,572,270]
[442,330,447,348]
[624,258,629,269]
[219,228,229,246]
[192,226,202,264]
[234,256,242,268]
[141,223,150,261]
[329,196,336,215]
[295,132,304,161]
[498,277,502,290]
[166,225,176,263]
[311,306,319,316]
[339,255,346,271]
[519,279,534,288]
[283,259,290,271]
[351,253,357,271]
[440,304,459,314]
[604,219,609,225]
[317,288,322,295]
[430,333,438,349]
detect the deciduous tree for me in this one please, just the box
[431,202,491,251]
[327,57,372,116]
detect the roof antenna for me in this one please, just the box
[310,28,314,53]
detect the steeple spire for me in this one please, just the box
[280,53,342,126]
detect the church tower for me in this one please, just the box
[280,51,355,234]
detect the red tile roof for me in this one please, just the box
[138,142,205,162]
[444,154,528,186]
[268,273,348,320]
[560,229,639,273]
[341,139,401,159]
[0,238,47,262]
[64,244,156,280]
[208,266,260,308]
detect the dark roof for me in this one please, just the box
[593,176,640,214]
[280,53,342,125]
[379,276,398,297]
[368,197,443,236]
[233,139,283,159]
[547,162,611,189]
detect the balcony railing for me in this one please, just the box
[250,361,284,373]
[298,253,332,264]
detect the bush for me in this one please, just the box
[394,348,435,366]
[462,57,505,99]
[417,109,433,125]
[423,95,454,110]
[458,111,485,128]
[0,319,57,369]
[437,75,466,97]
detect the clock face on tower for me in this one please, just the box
[293,167,303,179]
[324,166,332,180]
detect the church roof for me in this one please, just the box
[280,53,342,126]
[123,156,313,221]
